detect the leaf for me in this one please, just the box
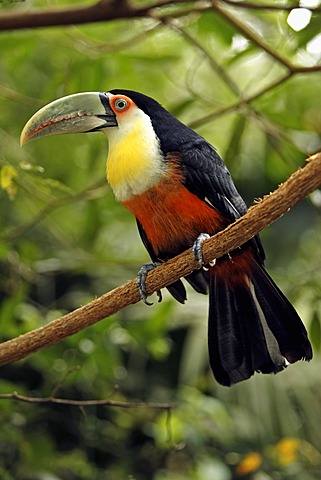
[0,165,18,200]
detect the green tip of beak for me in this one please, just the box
[20,92,116,146]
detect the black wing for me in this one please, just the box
[180,139,265,262]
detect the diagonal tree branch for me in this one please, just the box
[2,0,321,39]
[0,152,321,367]
[210,1,321,75]
[211,0,297,72]
[188,72,293,129]
[0,0,189,30]
[0,0,139,30]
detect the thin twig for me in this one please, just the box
[210,1,321,74]
[0,391,176,409]
[188,71,293,129]
[1,178,108,242]
[67,21,162,54]
[165,18,241,98]
[210,1,293,72]
[50,366,81,398]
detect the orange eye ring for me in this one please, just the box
[110,95,133,114]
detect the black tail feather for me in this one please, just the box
[251,262,312,363]
[167,279,187,304]
[208,261,312,386]
[185,269,209,295]
[166,269,209,303]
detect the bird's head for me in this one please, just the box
[20,90,190,200]
[20,89,194,150]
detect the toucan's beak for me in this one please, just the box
[20,92,117,145]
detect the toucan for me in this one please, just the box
[20,90,312,386]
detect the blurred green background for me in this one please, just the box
[1,1,321,479]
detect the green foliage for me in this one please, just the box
[1,1,321,478]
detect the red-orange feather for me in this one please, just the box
[123,164,226,257]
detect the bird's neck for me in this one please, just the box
[105,113,165,202]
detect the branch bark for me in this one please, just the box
[0,0,186,30]
[0,152,321,367]
[4,0,321,34]
[0,0,129,30]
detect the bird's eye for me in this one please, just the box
[114,98,128,111]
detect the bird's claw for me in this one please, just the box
[192,233,216,268]
[137,262,162,305]
[192,233,210,266]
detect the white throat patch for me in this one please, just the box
[103,98,165,202]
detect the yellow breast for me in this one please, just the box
[105,113,165,202]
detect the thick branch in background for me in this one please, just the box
[1,0,321,32]
[0,0,179,30]
[0,153,321,367]
[0,0,135,30]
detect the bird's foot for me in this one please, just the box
[192,233,216,269]
[137,262,162,306]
